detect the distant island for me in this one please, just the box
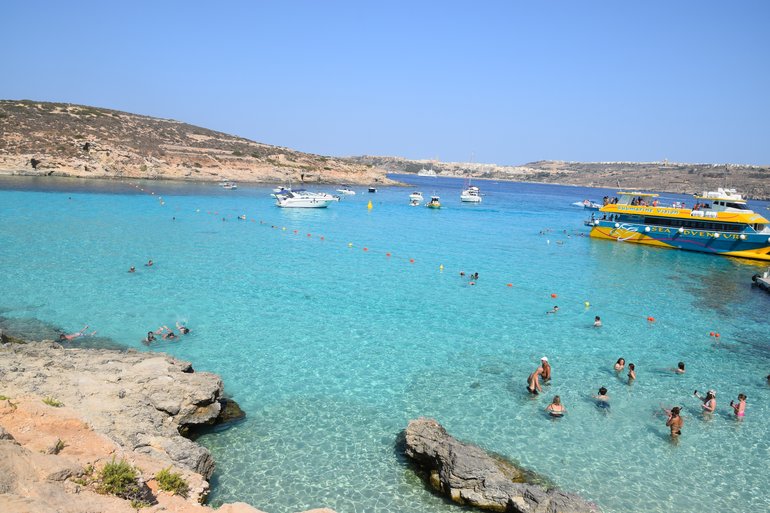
[2,100,768,199]
[351,156,770,200]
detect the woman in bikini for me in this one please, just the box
[730,394,746,418]
[545,396,565,417]
[665,406,683,438]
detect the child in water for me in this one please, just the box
[594,387,610,409]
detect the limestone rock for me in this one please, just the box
[403,418,600,513]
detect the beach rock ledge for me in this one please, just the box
[403,418,600,513]
[0,341,229,478]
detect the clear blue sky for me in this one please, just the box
[4,1,769,165]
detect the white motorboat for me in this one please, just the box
[273,186,290,193]
[368,186,377,193]
[275,189,338,208]
[460,185,482,203]
[409,191,424,202]
[220,180,238,190]
[336,185,356,195]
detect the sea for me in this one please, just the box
[0,174,768,513]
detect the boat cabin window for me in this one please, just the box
[712,200,749,210]
[643,216,743,232]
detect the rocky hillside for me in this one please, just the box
[0,100,393,185]
[352,156,770,199]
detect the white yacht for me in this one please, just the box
[409,191,424,202]
[336,185,356,195]
[274,189,338,208]
[417,168,437,176]
[460,185,482,203]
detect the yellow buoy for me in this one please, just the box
[584,301,590,308]
[348,242,353,247]
[367,200,373,210]
[439,264,444,271]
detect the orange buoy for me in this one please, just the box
[551,293,558,298]
[320,236,325,240]
[386,252,391,257]
[715,333,720,338]
[293,230,298,234]
[363,247,368,251]
[709,332,715,337]
[307,233,312,237]
[506,283,513,287]
[409,259,415,263]
[647,316,655,322]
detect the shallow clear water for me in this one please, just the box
[1,175,768,513]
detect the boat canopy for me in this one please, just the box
[694,188,747,203]
[617,191,659,197]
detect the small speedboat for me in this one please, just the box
[336,185,356,195]
[409,191,423,202]
[368,187,377,193]
[220,180,238,190]
[426,195,441,209]
[275,189,337,208]
[573,199,600,210]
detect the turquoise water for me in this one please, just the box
[1,175,769,513]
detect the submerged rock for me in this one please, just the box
[403,418,600,513]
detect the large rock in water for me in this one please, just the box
[403,418,600,513]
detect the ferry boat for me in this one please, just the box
[587,188,770,261]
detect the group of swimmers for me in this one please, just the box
[128,260,154,273]
[143,322,190,344]
[526,355,749,439]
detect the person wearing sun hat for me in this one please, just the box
[694,389,717,413]
[540,356,551,383]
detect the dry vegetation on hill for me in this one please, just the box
[0,100,392,185]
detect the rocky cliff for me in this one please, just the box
[0,100,393,186]
[352,156,770,200]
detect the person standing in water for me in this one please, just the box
[694,390,716,413]
[614,358,625,372]
[527,366,543,395]
[545,396,565,417]
[730,394,747,418]
[627,363,636,383]
[665,406,683,438]
[540,357,551,383]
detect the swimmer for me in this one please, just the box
[527,366,543,395]
[128,266,136,273]
[665,406,683,438]
[145,260,153,267]
[176,322,190,335]
[675,362,686,374]
[546,306,559,314]
[614,358,625,372]
[593,387,610,408]
[545,396,565,417]
[161,326,177,340]
[540,357,551,383]
[144,331,156,344]
[694,389,716,413]
[58,325,95,341]
[472,272,479,280]
[730,394,747,418]
[627,363,636,382]
[593,316,602,327]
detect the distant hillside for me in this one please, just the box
[351,156,770,199]
[0,100,393,185]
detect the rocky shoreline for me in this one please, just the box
[403,418,600,513]
[0,340,335,513]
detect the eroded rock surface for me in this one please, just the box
[403,418,600,513]
[0,342,226,478]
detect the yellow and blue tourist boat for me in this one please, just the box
[588,188,770,261]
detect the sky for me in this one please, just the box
[3,1,770,165]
